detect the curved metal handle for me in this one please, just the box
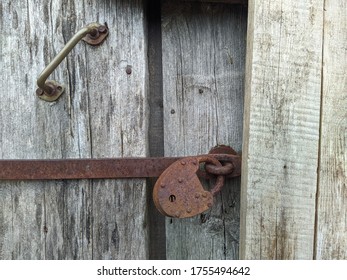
[36,22,109,102]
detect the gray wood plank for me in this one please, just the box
[147,0,166,260]
[0,0,56,259]
[0,186,12,259]
[82,0,149,259]
[162,0,247,259]
[240,0,324,259]
[39,0,94,259]
[0,0,149,259]
[315,0,347,259]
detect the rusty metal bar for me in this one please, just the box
[0,158,177,180]
[0,154,241,181]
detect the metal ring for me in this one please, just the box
[205,162,234,176]
[196,156,225,196]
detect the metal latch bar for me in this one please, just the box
[0,154,241,181]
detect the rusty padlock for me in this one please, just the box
[153,155,225,218]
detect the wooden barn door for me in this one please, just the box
[0,0,149,259]
[0,0,247,259]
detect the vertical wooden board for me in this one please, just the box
[316,0,347,259]
[0,0,149,259]
[162,1,247,259]
[81,0,149,259]
[40,0,94,259]
[240,0,323,259]
[0,0,58,259]
[0,187,12,259]
[0,0,94,259]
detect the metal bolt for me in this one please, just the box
[178,178,183,183]
[36,88,44,96]
[181,160,186,165]
[126,65,132,75]
[89,28,99,38]
[186,208,192,213]
[160,183,165,188]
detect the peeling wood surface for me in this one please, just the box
[240,0,324,259]
[162,0,247,259]
[0,0,149,259]
[315,0,347,259]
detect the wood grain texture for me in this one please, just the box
[240,0,324,259]
[315,0,347,259]
[162,0,247,259]
[0,0,149,259]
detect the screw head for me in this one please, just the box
[160,183,165,188]
[178,178,183,183]
[181,160,186,165]
[89,29,99,38]
[186,208,192,213]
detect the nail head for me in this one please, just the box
[126,65,132,75]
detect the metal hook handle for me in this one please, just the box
[36,22,109,102]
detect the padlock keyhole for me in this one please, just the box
[169,195,176,202]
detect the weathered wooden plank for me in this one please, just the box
[0,0,55,259]
[0,0,149,259]
[0,187,12,259]
[315,0,347,260]
[162,0,247,259]
[82,0,149,260]
[240,0,324,259]
[36,0,94,259]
